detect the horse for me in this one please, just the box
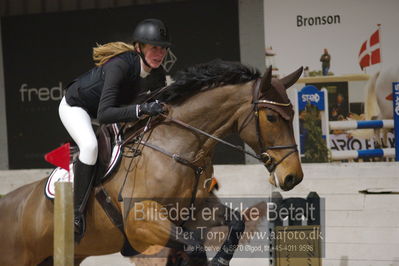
[359,64,399,147]
[365,64,399,120]
[0,60,304,266]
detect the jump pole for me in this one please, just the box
[54,180,74,266]
[329,120,394,130]
[295,86,397,161]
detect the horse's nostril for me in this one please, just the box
[284,175,295,188]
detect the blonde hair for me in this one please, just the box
[92,42,136,66]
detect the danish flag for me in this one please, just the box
[358,27,381,70]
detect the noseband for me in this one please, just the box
[250,79,298,173]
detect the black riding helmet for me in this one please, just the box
[132,19,172,48]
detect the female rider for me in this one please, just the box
[59,18,171,241]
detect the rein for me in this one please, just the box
[160,114,260,161]
[123,78,298,180]
[148,78,298,173]
[100,78,299,233]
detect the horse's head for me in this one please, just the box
[238,66,304,191]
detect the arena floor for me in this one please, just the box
[1,162,399,265]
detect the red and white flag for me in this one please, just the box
[358,27,381,70]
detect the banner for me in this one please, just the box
[330,133,395,151]
[2,0,241,168]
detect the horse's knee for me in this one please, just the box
[124,201,180,251]
[228,211,245,232]
[167,247,208,266]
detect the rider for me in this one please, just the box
[58,18,171,241]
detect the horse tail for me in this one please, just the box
[364,71,380,121]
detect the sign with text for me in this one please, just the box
[330,133,395,151]
[298,85,325,111]
[2,0,241,168]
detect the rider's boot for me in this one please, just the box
[73,159,95,243]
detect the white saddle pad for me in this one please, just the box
[45,164,75,199]
[45,142,122,200]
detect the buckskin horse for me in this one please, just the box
[0,60,304,265]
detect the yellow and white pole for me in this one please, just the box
[54,180,74,265]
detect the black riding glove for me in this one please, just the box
[136,102,164,119]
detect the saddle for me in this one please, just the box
[96,123,123,183]
[45,123,124,199]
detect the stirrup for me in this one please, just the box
[74,213,86,243]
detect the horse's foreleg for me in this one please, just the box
[209,207,245,266]
[166,246,208,266]
[124,200,205,257]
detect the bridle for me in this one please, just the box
[123,78,298,174]
[249,78,298,173]
[119,78,299,212]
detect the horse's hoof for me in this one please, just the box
[209,257,230,266]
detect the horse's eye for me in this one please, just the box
[267,115,277,122]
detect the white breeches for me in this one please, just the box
[59,97,98,165]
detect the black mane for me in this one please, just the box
[158,59,260,103]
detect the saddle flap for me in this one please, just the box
[96,123,123,182]
[44,123,123,199]
[98,124,113,167]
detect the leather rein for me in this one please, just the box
[96,79,299,239]
[122,78,297,177]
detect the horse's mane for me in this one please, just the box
[158,59,260,103]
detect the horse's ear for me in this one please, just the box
[260,65,273,93]
[280,66,303,89]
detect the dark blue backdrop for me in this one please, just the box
[2,0,243,168]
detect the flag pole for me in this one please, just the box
[377,24,383,68]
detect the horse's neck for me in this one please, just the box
[102,82,253,200]
[164,82,253,156]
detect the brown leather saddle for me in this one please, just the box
[95,123,124,185]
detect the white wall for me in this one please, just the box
[264,0,399,77]
[214,162,399,266]
[348,80,368,103]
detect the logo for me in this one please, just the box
[162,49,177,73]
[301,93,320,103]
[19,82,65,102]
[298,85,325,111]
